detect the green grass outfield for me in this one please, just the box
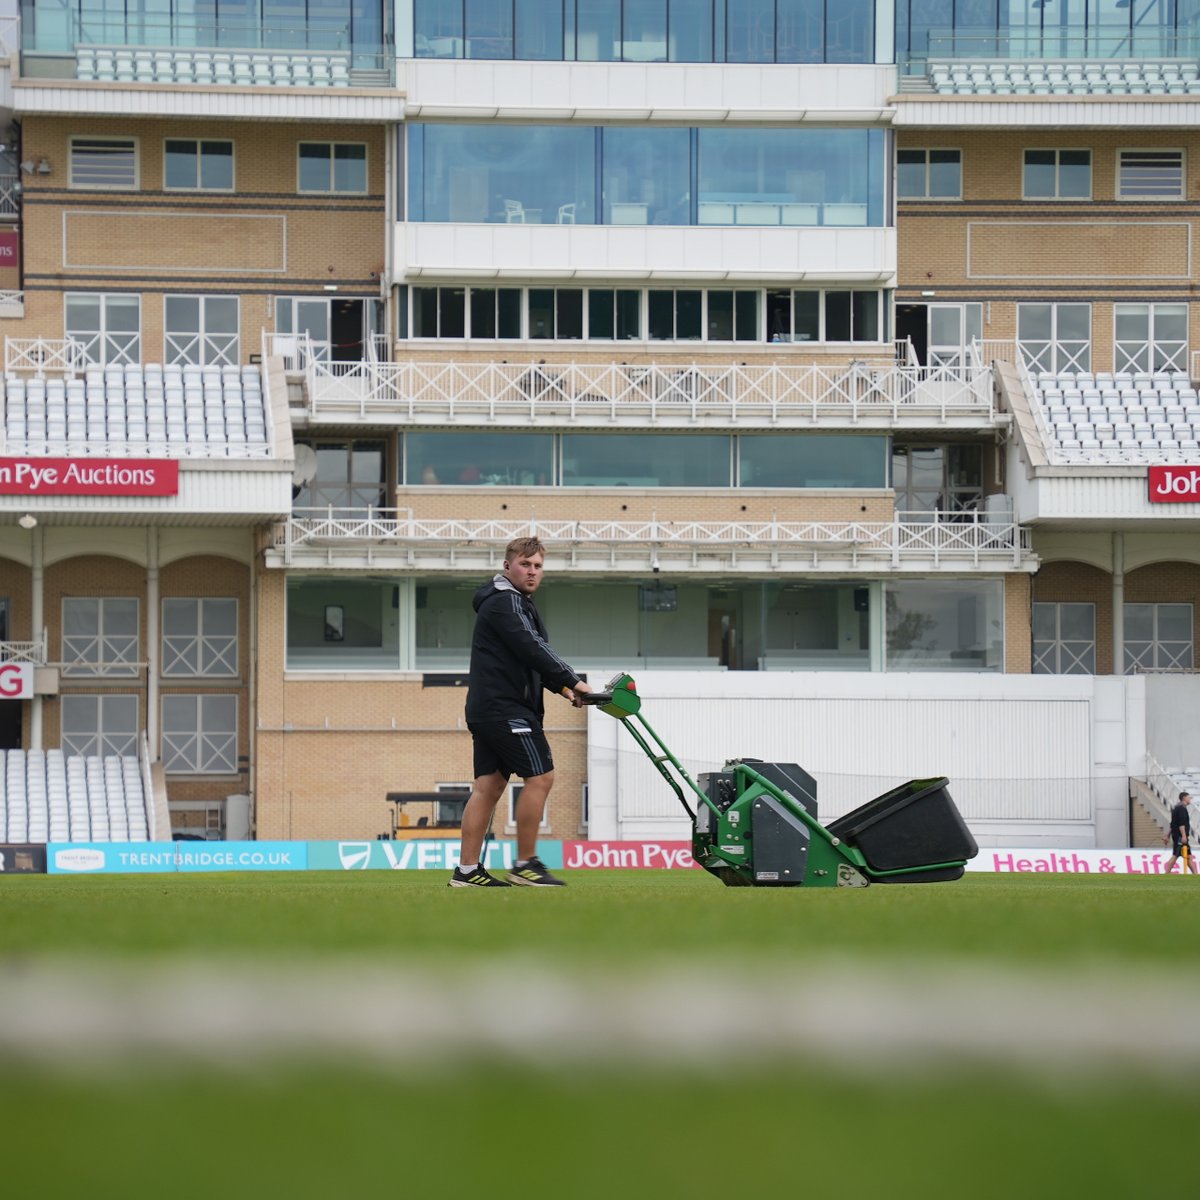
[0,871,1184,1198]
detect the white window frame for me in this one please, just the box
[65,292,142,366]
[1032,602,1096,675]
[505,781,550,832]
[164,294,240,366]
[1124,603,1194,672]
[1116,148,1185,201]
[1017,302,1091,375]
[162,598,239,678]
[161,693,238,775]
[162,137,235,192]
[1113,303,1189,375]
[62,597,140,678]
[896,148,962,200]
[1022,148,1092,201]
[61,694,139,758]
[297,141,368,195]
[69,136,139,191]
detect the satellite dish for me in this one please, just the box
[292,444,319,488]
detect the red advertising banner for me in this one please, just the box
[0,662,32,699]
[0,231,19,265]
[563,840,699,869]
[0,458,179,496]
[1148,465,1200,503]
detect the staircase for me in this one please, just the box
[1130,779,1169,847]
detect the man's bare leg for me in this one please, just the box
[459,770,508,867]
[514,770,554,862]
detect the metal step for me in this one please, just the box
[898,73,935,94]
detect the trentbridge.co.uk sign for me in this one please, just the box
[0,457,179,497]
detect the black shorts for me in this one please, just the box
[470,716,554,781]
[1174,838,1193,856]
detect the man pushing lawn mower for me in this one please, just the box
[449,536,592,889]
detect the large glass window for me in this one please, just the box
[697,128,886,227]
[1033,602,1096,674]
[286,577,401,669]
[61,694,139,758]
[293,440,387,511]
[162,598,238,678]
[760,582,870,670]
[162,695,237,774]
[1114,304,1188,375]
[601,127,690,225]
[412,124,595,224]
[411,123,887,227]
[562,433,730,486]
[892,444,983,516]
[784,290,885,343]
[740,434,888,488]
[1124,603,1193,672]
[164,295,239,366]
[414,0,869,60]
[405,431,554,486]
[885,580,1004,672]
[62,597,139,678]
[65,294,141,366]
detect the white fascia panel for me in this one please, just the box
[398,224,896,283]
[893,98,1200,129]
[404,60,895,122]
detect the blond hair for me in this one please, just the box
[505,536,546,561]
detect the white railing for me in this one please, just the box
[301,359,998,424]
[262,329,314,373]
[0,16,17,59]
[4,337,87,378]
[0,175,19,219]
[0,290,24,315]
[972,339,1023,369]
[894,337,919,368]
[140,730,157,842]
[0,629,47,665]
[274,508,1033,569]
[0,435,272,460]
[1145,752,1184,827]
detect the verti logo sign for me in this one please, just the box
[1149,466,1200,502]
[0,458,179,496]
[0,662,32,699]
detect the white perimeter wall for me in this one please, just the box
[587,671,1145,848]
[1143,674,1200,771]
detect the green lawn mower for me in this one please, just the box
[583,673,978,888]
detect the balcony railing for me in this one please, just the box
[919,27,1200,64]
[272,508,1034,571]
[298,358,999,426]
[5,337,86,377]
[0,175,19,220]
[0,629,48,666]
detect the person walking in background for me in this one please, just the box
[1164,791,1199,875]
[449,536,592,888]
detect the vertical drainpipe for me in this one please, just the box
[248,527,258,836]
[147,528,159,754]
[1112,530,1124,676]
[30,524,43,750]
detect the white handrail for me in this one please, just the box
[140,730,157,842]
[5,337,87,378]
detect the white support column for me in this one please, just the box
[29,525,43,750]
[1112,531,1124,676]
[147,528,159,755]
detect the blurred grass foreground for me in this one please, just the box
[0,871,1184,1199]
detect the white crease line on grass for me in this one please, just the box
[0,956,1188,1078]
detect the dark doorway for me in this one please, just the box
[0,701,20,750]
[895,304,928,366]
[330,299,366,362]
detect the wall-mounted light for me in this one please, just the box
[17,513,37,530]
[921,289,936,297]
[35,158,50,175]
[19,160,35,176]
[323,283,338,291]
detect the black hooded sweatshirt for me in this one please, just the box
[465,574,581,723]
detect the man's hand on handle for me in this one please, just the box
[566,679,593,708]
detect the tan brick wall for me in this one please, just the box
[1005,572,1032,673]
[16,115,387,358]
[896,129,1200,370]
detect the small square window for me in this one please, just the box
[1118,149,1184,200]
[70,137,138,190]
[897,149,962,199]
[1023,149,1091,200]
[164,139,233,191]
[298,142,367,194]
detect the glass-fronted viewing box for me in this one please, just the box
[411,0,876,64]
[286,576,1005,673]
[398,285,889,343]
[407,125,888,228]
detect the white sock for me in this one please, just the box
[514,859,530,869]
[458,862,478,873]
